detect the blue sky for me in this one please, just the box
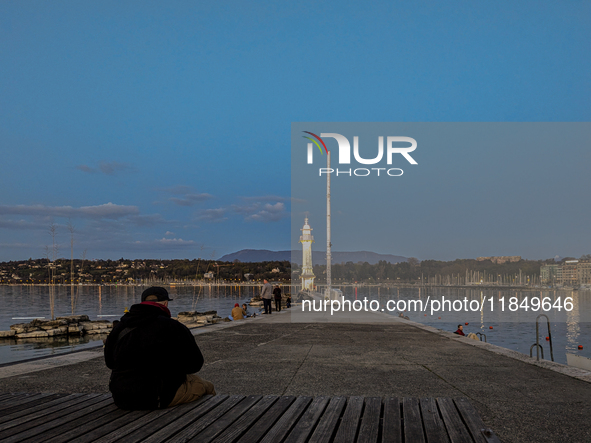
[0,1,589,261]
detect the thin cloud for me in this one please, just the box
[0,203,139,219]
[232,201,288,222]
[196,208,228,223]
[170,193,213,206]
[76,165,96,174]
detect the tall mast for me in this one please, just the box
[326,150,332,297]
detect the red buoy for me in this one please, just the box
[579,345,584,350]
[489,326,493,329]
[438,317,441,319]
[465,322,469,325]
[424,314,427,316]
[545,337,550,341]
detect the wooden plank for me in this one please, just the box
[165,396,246,443]
[237,396,296,443]
[382,397,402,443]
[0,394,67,423]
[211,395,279,443]
[20,400,118,443]
[189,396,263,443]
[0,393,54,414]
[454,398,501,443]
[420,398,449,443]
[436,398,473,443]
[357,397,382,443]
[403,398,426,443]
[71,410,151,443]
[333,396,364,443]
[0,393,27,404]
[308,396,347,443]
[0,394,76,424]
[1,396,113,443]
[0,394,98,434]
[284,396,330,443]
[127,395,240,443]
[139,395,227,443]
[258,396,313,443]
[41,407,131,443]
[92,397,224,443]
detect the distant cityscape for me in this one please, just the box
[0,253,588,288]
[540,259,591,287]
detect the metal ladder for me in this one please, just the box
[529,314,554,362]
[475,332,487,342]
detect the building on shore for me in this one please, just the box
[299,217,315,290]
[541,259,591,286]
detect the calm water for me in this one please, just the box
[0,285,270,365]
[331,285,591,365]
[1,285,590,366]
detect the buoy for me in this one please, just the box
[545,337,550,341]
[489,326,493,329]
[438,317,441,319]
[424,314,427,316]
[465,322,469,325]
[124,307,129,314]
[579,345,584,350]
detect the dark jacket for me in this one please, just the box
[104,302,204,410]
[273,287,282,300]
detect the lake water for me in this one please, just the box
[0,285,269,365]
[0,285,589,366]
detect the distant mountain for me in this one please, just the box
[218,249,408,265]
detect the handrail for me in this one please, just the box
[475,332,487,342]
[530,314,554,362]
[530,343,544,360]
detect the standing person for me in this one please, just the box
[273,285,282,312]
[104,286,215,410]
[286,295,291,308]
[261,279,273,314]
[454,325,466,336]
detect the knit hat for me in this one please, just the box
[234,303,240,307]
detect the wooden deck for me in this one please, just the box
[0,392,501,443]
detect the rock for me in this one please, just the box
[46,328,67,337]
[223,317,231,322]
[86,329,108,335]
[17,330,49,338]
[80,322,99,330]
[57,315,90,323]
[0,330,16,338]
[68,325,83,335]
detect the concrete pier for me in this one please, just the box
[0,308,590,442]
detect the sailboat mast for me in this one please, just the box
[326,150,332,297]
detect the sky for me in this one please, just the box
[0,1,589,262]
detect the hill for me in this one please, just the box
[218,249,408,265]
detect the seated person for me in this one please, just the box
[104,286,215,410]
[231,303,245,320]
[241,303,252,317]
[454,325,466,336]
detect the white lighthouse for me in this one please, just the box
[299,217,315,291]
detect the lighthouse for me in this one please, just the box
[299,217,315,290]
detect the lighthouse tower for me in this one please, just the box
[299,217,315,290]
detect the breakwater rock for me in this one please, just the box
[176,311,223,327]
[0,315,113,339]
